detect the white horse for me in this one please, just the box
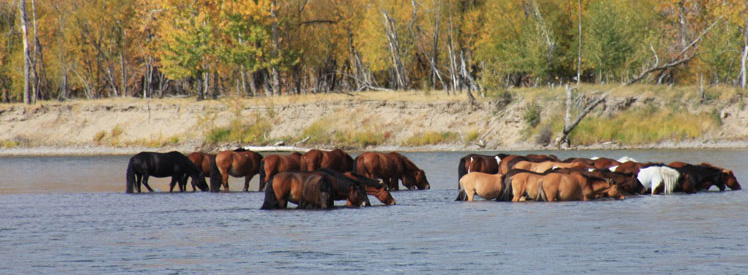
[637,166,680,195]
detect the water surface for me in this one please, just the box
[1,150,747,273]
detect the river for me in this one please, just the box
[1,149,747,274]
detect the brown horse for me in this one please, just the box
[456,172,504,201]
[258,152,302,191]
[209,149,263,192]
[457,153,505,189]
[313,168,370,207]
[512,160,589,173]
[499,154,559,174]
[300,149,354,172]
[554,168,646,195]
[260,171,334,209]
[388,152,430,190]
[538,172,623,201]
[188,152,215,176]
[501,169,550,202]
[342,172,396,205]
[356,152,429,191]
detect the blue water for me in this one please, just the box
[1,150,747,274]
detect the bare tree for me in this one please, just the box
[18,0,33,104]
[741,0,748,89]
[382,9,408,90]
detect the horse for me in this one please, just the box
[500,169,550,202]
[341,172,396,205]
[300,149,354,172]
[314,168,370,207]
[389,152,430,190]
[499,154,558,174]
[512,160,589,173]
[188,152,214,177]
[209,148,263,192]
[456,172,504,201]
[258,152,302,191]
[537,172,623,201]
[126,151,208,193]
[260,172,334,210]
[554,168,646,195]
[637,166,681,195]
[698,162,741,190]
[456,153,504,189]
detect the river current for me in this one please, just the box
[1,150,747,274]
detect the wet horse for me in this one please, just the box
[300,149,354,172]
[456,153,505,189]
[637,166,681,195]
[126,151,208,193]
[356,152,430,191]
[342,172,396,205]
[501,169,551,202]
[209,148,263,192]
[314,168,371,207]
[260,172,334,210]
[537,172,623,201]
[670,162,742,191]
[188,152,215,177]
[388,152,430,190]
[512,160,590,173]
[258,152,302,191]
[555,168,646,195]
[456,172,504,201]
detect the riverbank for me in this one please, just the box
[2,85,748,156]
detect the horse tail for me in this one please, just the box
[455,178,468,201]
[260,175,279,210]
[457,157,467,189]
[537,180,548,202]
[498,175,513,202]
[352,155,362,174]
[126,158,136,193]
[259,159,267,191]
[209,156,221,192]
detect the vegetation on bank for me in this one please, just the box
[0,85,745,149]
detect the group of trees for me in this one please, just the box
[1,0,748,104]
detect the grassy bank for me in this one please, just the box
[1,84,746,151]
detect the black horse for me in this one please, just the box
[126,151,209,193]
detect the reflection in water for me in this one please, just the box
[1,150,748,273]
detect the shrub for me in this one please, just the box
[405,131,459,146]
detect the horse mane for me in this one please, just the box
[233,148,248,152]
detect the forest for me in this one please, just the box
[1,0,747,104]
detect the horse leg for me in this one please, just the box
[142,175,154,192]
[243,175,251,192]
[221,173,230,192]
[135,174,142,193]
[169,177,177,192]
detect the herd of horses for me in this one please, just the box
[125,148,428,209]
[456,153,741,202]
[125,149,742,209]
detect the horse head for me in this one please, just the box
[414,170,430,190]
[345,184,369,207]
[723,169,741,190]
[191,172,210,191]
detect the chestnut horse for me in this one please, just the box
[314,168,371,207]
[126,151,208,193]
[456,172,504,201]
[554,168,646,195]
[456,153,505,189]
[258,152,302,191]
[188,152,215,176]
[342,172,396,205]
[355,152,430,191]
[300,149,354,172]
[499,154,560,174]
[512,160,590,173]
[209,148,263,192]
[260,172,334,210]
[501,169,550,202]
[538,172,623,201]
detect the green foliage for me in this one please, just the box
[404,131,459,146]
[523,103,542,128]
[464,130,481,145]
[205,112,272,144]
[568,107,720,145]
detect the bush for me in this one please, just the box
[523,103,542,128]
[404,131,459,146]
